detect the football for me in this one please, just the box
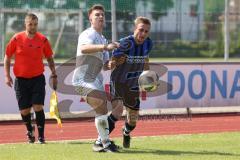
[138,70,159,92]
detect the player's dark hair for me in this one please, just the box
[88,4,105,17]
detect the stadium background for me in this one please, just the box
[1,0,240,119]
[1,0,240,60]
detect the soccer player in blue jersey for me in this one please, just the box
[108,17,152,148]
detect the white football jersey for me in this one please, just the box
[72,27,109,90]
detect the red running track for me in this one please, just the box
[0,114,240,144]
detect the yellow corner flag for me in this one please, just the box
[50,91,62,128]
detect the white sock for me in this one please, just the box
[95,136,101,144]
[95,115,110,148]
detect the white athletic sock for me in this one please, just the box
[95,136,101,144]
[95,115,110,148]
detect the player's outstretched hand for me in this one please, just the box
[105,42,120,51]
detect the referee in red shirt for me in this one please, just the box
[4,13,58,144]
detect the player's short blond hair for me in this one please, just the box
[88,4,105,17]
[134,16,151,26]
[25,13,38,22]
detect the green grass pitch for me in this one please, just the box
[1,132,240,160]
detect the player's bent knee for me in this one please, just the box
[20,108,31,116]
[91,98,108,115]
[33,105,44,112]
[95,107,108,115]
[87,90,107,108]
[88,96,107,108]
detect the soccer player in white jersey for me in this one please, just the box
[72,4,119,152]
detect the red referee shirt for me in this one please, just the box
[6,31,53,78]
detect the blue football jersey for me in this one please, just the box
[111,35,153,90]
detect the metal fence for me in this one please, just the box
[0,0,240,60]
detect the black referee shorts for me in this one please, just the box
[14,74,46,110]
[110,81,140,110]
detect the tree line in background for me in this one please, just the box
[1,0,240,59]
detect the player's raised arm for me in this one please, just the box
[80,42,119,54]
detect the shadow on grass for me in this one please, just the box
[121,148,240,157]
[50,141,92,145]
[67,141,92,145]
